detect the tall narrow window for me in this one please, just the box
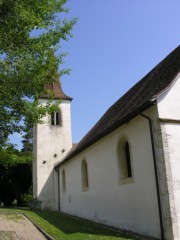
[125,142,132,178]
[82,159,89,191]
[118,138,133,182]
[51,111,62,126]
[56,112,60,125]
[62,170,66,193]
[51,112,55,125]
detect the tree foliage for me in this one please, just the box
[0,142,32,206]
[0,162,32,206]
[0,0,77,146]
[0,121,35,206]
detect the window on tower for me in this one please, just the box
[51,111,62,126]
[51,112,55,125]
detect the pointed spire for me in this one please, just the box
[40,49,72,101]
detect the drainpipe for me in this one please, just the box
[140,113,164,240]
[55,168,61,211]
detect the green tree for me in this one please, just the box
[0,132,33,206]
[0,0,77,146]
[21,126,33,153]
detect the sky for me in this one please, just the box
[10,0,180,148]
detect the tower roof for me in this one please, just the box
[41,81,73,101]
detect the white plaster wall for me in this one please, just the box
[59,109,161,239]
[33,99,72,210]
[157,74,180,120]
[33,126,38,198]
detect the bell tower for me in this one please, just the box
[33,81,73,210]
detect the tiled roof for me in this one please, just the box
[41,81,73,101]
[57,45,180,166]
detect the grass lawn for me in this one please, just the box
[0,208,141,240]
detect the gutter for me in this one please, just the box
[140,113,164,240]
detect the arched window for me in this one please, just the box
[51,112,54,125]
[125,142,132,178]
[62,170,66,193]
[51,111,62,126]
[118,138,132,181]
[81,159,89,191]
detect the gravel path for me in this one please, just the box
[0,214,47,240]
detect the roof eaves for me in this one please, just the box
[151,72,180,101]
[40,96,73,101]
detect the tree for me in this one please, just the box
[0,127,33,206]
[21,126,33,153]
[0,0,77,146]
[0,143,31,206]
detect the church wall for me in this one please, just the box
[33,99,72,210]
[59,107,161,239]
[156,75,180,239]
[160,122,180,240]
[33,126,38,198]
[157,74,180,120]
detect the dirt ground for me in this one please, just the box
[0,214,47,240]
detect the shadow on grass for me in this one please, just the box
[33,210,140,239]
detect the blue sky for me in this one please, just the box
[11,0,180,148]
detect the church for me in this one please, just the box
[33,45,180,240]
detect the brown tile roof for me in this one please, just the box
[41,81,73,101]
[57,45,180,166]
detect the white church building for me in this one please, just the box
[33,45,180,240]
